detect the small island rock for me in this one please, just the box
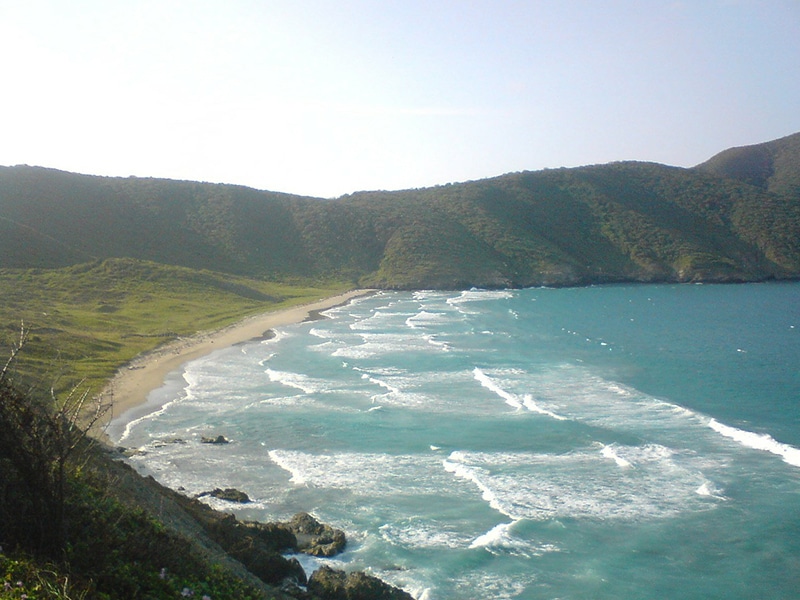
[198,487,251,503]
[201,435,229,444]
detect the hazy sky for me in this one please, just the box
[1,1,798,197]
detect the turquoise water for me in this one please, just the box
[110,283,800,599]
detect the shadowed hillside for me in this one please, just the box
[696,131,800,198]
[2,132,799,289]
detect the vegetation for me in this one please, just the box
[0,131,798,597]
[0,334,274,598]
[3,132,799,290]
[0,259,348,394]
[696,131,800,198]
[1,342,411,599]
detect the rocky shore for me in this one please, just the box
[100,445,412,599]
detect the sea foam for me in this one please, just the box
[473,367,567,420]
[444,447,720,521]
[707,418,800,467]
[265,368,327,395]
[470,521,559,557]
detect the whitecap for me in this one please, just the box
[423,334,451,351]
[446,289,515,304]
[473,367,567,419]
[379,519,470,549]
[264,368,326,394]
[362,373,401,395]
[442,455,512,518]
[707,418,800,467]
[308,328,332,339]
[472,367,522,409]
[269,450,450,496]
[444,447,722,521]
[521,393,568,421]
[695,481,726,500]
[600,444,632,468]
[470,521,559,558]
[405,310,451,329]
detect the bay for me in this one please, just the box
[111,282,800,599]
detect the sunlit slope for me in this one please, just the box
[2,133,799,289]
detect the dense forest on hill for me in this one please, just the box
[2,131,799,289]
[696,131,800,197]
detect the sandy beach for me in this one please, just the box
[99,289,374,435]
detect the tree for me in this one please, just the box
[0,324,109,557]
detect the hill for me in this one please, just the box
[4,136,799,288]
[695,131,800,198]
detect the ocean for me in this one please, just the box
[108,282,800,599]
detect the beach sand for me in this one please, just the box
[99,289,374,437]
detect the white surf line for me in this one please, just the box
[442,454,518,520]
[473,367,567,420]
[470,521,515,549]
[707,418,800,468]
[268,449,308,485]
[116,400,173,443]
[264,368,321,394]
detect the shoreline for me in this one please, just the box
[99,289,376,440]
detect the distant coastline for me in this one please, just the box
[100,289,375,441]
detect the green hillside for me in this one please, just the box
[3,136,800,290]
[696,131,800,198]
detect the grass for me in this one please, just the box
[0,258,350,395]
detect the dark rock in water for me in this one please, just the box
[198,487,251,503]
[308,565,414,600]
[243,553,306,589]
[286,512,346,557]
[153,437,186,447]
[242,521,298,554]
[201,435,229,444]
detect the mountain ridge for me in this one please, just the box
[2,132,799,288]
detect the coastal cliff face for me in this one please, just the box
[1,132,798,289]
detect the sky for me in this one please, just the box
[1,1,798,198]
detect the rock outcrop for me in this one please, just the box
[102,449,409,598]
[197,487,251,503]
[308,566,414,600]
[286,512,347,557]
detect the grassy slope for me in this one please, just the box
[0,258,349,394]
